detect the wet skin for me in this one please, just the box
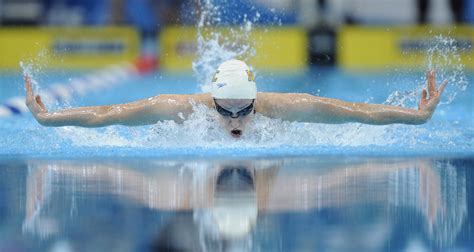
[25,71,448,138]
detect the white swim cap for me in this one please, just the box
[211,59,256,99]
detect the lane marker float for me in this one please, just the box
[0,62,140,118]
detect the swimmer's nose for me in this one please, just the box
[229,119,240,128]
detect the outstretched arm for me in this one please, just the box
[25,75,212,127]
[258,71,447,125]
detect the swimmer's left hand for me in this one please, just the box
[418,70,448,119]
[25,74,48,116]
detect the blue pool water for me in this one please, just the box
[0,68,473,251]
[0,69,472,157]
[0,157,473,251]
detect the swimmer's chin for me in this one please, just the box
[230,129,242,138]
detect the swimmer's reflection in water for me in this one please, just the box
[23,159,467,251]
[153,166,258,252]
[25,60,448,138]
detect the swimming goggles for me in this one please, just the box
[214,99,254,118]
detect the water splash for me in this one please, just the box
[19,50,72,110]
[384,35,469,107]
[53,103,469,155]
[20,48,51,78]
[20,61,42,93]
[427,35,469,104]
[192,0,259,92]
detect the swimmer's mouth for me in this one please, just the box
[231,129,242,138]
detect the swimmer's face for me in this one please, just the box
[214,99,255,138]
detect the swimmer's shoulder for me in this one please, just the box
[256,92,319,115]
[257,92,314,104]
[154,93,213,107]
[188,93,213,106]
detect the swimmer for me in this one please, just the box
[25,59,448,138]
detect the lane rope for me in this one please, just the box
[0,62,139,118]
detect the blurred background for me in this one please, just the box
[0,2,473,252]
[0,0,472,72]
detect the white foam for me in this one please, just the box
[55,103,463,151]
[56,126,139,147]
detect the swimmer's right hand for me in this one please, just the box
[25,75,48,120]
